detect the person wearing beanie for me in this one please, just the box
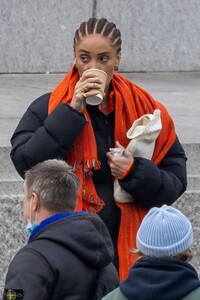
[102,205,200,300]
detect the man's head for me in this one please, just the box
[23,159,80,224]
[136,205,193,259]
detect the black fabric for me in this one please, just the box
[10,93,87,178]
[10,93,187,268]
[86,104,121,269]
[120,257,200,300]
[4,213,119,300]
[119,136,187,208]
[92,266,119,300]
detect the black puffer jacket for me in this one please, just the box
[10,93,187,266]
[3,213,119,300]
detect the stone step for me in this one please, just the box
[0,180,23,197]
[1,144,199,176]
[0,178,199,197]
[1,190,200,297]
[187,175,200,191]
[0,143,199,195]
[183,143,200,175]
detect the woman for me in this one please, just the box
[10,18,187,280]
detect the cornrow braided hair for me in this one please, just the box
[73,18,122,54]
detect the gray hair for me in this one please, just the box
[24,159,80,213]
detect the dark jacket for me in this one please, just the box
[3,212,119,300]
[102,257,200,300]
[10,93,187,266]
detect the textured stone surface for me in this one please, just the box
[0,0,200,72]
[1,143,199,195]
[98,0,200,72]
[0,147,199,295]
[0,72,200,146]
[0,147,22,181]
[174,193,200,277]
[0,196,26,297]
[0,192,200,297]
[0,146,199,295]
[0,0,93,73]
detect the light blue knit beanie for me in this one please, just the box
[136,205,193,257]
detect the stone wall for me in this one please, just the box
[0,144,200,296]
[1,0,200,73]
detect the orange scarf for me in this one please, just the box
[49,66,176,280]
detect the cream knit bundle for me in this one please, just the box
[114,109,162,203]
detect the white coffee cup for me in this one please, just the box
[83,69,107,105]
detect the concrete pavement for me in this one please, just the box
[0,71,200,147]
[0,71,199,193]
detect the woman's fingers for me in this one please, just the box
[106,144,133,178]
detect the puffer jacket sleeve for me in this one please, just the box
[3,249,55,300]
[118,136,187,207]
[10,93,87,178]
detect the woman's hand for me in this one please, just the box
[106,141,134,178]
[70,71,103,112]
